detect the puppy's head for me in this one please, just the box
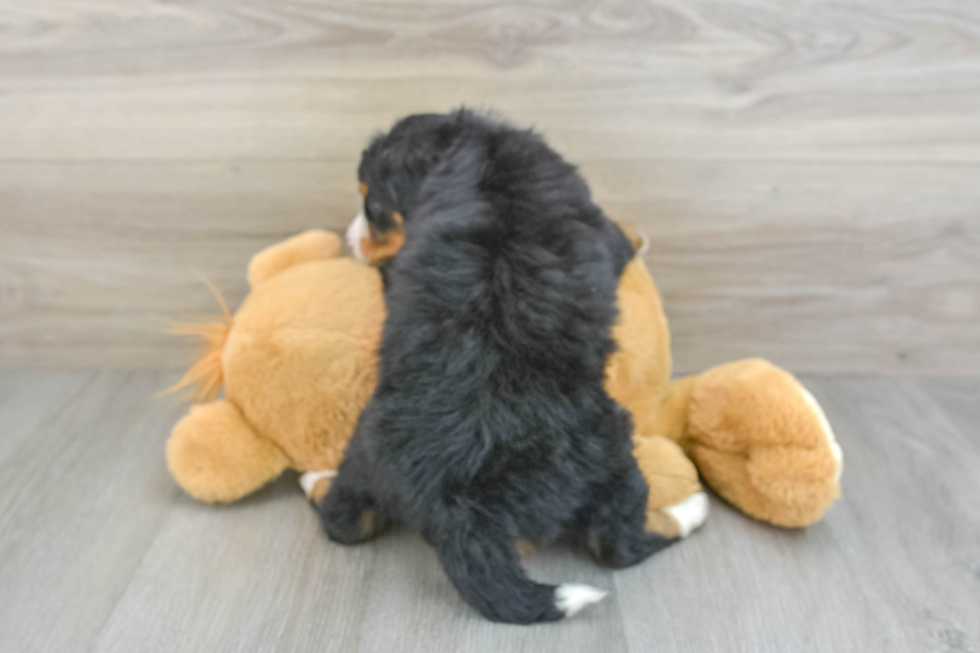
[347,112,464,264]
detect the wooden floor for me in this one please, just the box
[0,370,977,653]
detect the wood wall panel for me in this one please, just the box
[1,0,978,372]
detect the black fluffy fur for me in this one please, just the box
[319,110,672,624]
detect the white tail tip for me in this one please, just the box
[554,583,608,617]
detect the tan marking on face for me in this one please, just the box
[358,182,368,197]
[516,540,536,557]
[359,211,406,264]
[358,509,376,539]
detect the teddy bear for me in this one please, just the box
[166,229,841,538]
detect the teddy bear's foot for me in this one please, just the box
[685,359,843,528]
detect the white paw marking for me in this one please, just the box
[299,470,337,498]
[346,210,368,261]
[664,491,709,537]
[554,583,608,618]
[800,386,843,482]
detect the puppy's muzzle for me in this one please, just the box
[346,210,369,261]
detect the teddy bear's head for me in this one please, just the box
[222,257,386,472]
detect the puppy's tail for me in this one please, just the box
[433,524,607,624]
[554,583,610,618]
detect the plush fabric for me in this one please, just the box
[166,229,842,534]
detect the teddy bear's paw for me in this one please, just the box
[664,491,709,537]
[684,359,844,527]
[299,470,337,504]
[690,441,841,528]
[745,447,841,514]
[645,491,709,538]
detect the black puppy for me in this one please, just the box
[321,110,672,624]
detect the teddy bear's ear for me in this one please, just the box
[247,230,343,287]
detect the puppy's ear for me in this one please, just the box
[601,219,637,277]
[613,221,646,254]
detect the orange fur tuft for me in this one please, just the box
[163,273,234,402]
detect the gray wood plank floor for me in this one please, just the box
[0,371,977,652]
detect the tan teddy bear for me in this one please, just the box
[167,229,841,537]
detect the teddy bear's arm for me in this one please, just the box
[247,230,343,288]
[167,400,291,503]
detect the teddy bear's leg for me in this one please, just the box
[246,230,342,287]
[684,359,843,527]
[167,401,291,503]
[633,434,709,538]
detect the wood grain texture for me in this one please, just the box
[0,372,185,653]
[1,0,979,372]
[2,0,980,162]
[2,160,977,372]
[0,371,977,653]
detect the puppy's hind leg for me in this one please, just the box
[584,462,676,568]
[429,511,606,624]
[317,430,391,545]
[583,413,677,568]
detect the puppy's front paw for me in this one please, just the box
[299,470,337,504]
[664,491,709,537]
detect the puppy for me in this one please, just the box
[320,110,672,624]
